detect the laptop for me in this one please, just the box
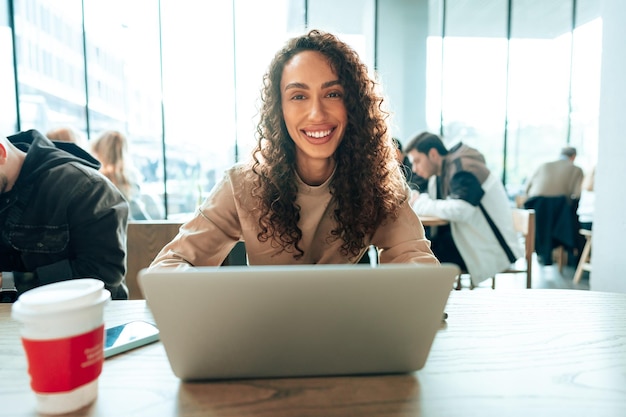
[138,263,458,381]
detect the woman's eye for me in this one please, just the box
[291,94,306,100]
[327,91,343,99]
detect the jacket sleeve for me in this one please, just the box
[372,195,439,265]
[570,167,584,199]
[411,172,483,222]
[149,172,241,268]
[40,171,129,299]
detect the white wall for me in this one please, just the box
[591,0,626,293]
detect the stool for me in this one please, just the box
[573,229,592,284]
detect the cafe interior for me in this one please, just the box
[1,0,624,294]
[2,1,626,415]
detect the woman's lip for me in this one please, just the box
[302,127,335,144]
[303,126,334,136]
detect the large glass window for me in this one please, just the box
[84,0,164,218]
[439,0,509,180]
[507,0,573,188]
[0,0,17,134]
[569,0,602,173]
[308,0,375,70]
[2,0,603,218]
[160,1,238,219]
[13,0,87,136]
[425,0,443,134]
[427,0,600,197]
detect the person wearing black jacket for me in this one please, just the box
[0,129,129,301]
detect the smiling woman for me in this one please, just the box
[149,30,439,269]
[280,50,347,185]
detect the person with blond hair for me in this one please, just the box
[91,130,149,220]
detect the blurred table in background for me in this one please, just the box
[420,215,448,227]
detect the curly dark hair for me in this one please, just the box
[251,29,407,260]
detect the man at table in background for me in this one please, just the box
[522,146,584,266]
[392,137,427,191]
[405,132,522,287]
[524,146,584,202]
[0,129,129,302]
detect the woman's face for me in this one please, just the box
[280,50,347,169]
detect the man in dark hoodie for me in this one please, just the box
[0,129,129,302]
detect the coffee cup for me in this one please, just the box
[11,279,111,415]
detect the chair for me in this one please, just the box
[453,209,535,290]
[126,221,183,299]
[493,208,535,289]
[125,221,248,299]
[573,229,592,284]
[523,196,575,269]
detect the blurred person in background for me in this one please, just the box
[406,131,521,287]
[523,147,584,266]
[91,130,152,220]
[577,166,595,231]
[392,137,427,191]
[524,146,584,201]
[46,127,86,148]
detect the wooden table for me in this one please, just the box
[419,215,448,227]
[2,290,626,416]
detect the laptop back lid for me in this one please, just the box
[138,263,458,380]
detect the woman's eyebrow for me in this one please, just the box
[322,80,341,88]
[283,79,341,91]
[284,82,308,91]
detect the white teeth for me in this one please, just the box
[305,129,332,138]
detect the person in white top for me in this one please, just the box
[577,167,595,230]
[405,132,522,286]
[150,30,438,268]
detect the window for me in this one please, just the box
[3,0,601,218]
[439,0,508,181]
[0,0,18,134]
[507,0,573,188]
[569,0,602,173]
[14,0,87,135]
[427,0,600,196]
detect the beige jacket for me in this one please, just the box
[150,164,438,268]
[525,158,584,199]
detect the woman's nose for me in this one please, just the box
[308,97,327,120]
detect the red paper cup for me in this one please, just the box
[12,279,111,415]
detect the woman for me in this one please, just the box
[151,30,437,267]
[91,130,150,220]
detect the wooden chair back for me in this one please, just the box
[573,228,592,284]
[126,221,182,299]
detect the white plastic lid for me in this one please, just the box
[12,279,110,320]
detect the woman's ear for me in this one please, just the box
[0,143,7,163]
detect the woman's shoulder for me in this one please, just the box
[224,161,254,183]
[218,162,259,212]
